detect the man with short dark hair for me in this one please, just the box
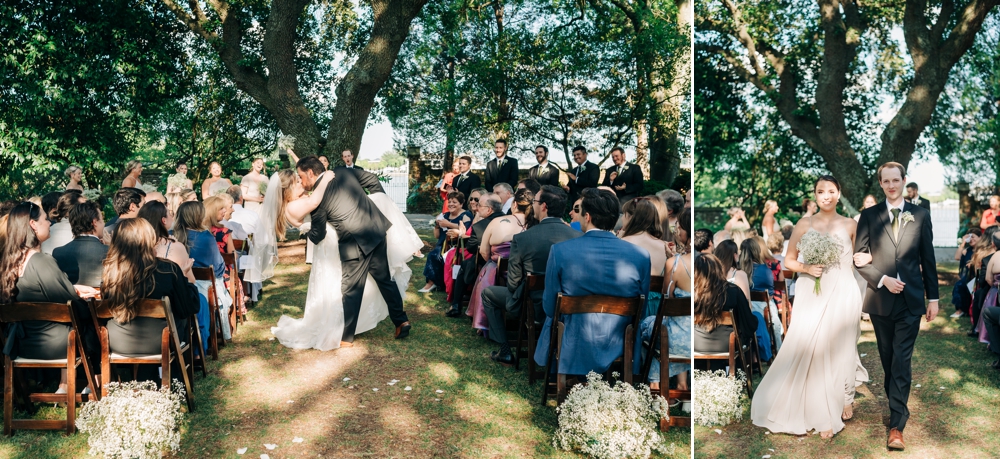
[482,186,581,365]
[52,201,108,287]
[564,146,600,206]
[517,178,541,195]
[533,188,651,376]
[600,147,644,204]
[694,228,714,254]
[445,192,503,317]
[104,187,146,244]
[452,155,481,209]
[342,150,363,170]
[527,145,560,187]
[905,182,930,210]
[484,139,518,191]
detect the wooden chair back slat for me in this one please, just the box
[191,267,214,282]
[232,239,245,252]
[749,291,769,302]
[649,276,664,296]
[90,299,167,320]
[494,257,509,287]
[0,303,73,323]
[525,273,545,290]
[555,293,645,316]
[660,298,691,317]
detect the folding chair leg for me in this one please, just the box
[192,316,208,377]
[66,333,77,435]
[4,357,13,436]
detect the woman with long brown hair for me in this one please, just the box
[137,201,196,283]
[101,218,200,357]
[693,253,757,354]
[0,202,98,393]
[172,201,224,352]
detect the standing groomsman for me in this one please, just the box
[342,149,363,170]
[528,145,561,187]
[601,147,644,204]
[452,155,480,209]
[564,145,600,206]
[905,182,931,210]
[484,139,518,191]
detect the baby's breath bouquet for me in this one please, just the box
[553,372,670,459]
[139,183,158,195]
[796,230,843,294]
[692,369,746,426]
[82,189,101,202]
[76,380,186,459]
[167,173,188,190]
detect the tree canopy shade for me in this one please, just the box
[158,0,429,160]
[696,0,1000,205]
[380,0,690,185]
[0,0,189,199]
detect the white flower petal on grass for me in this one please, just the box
[343,377,351,382]
[435,389,444,394]
[404,386,412,391]
[287,400,294,404]
[238,448,248,454]
[373,388,379,392]
[261,455,270,459]
[763,456,771,459]
[434,398,441,402]
[714,429,722,434]
[769,449,775,452]
[915,384,921,388]
[293,437,304,443]
[264,444,277,450]
[860,353,867,357]
[764,431,771,435]
[939,386,946,390]
[268,337,275,341]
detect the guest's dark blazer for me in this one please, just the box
[453,172,481,209]
[601,162,644,202]
[534,230,651,375]
[567,161,601,204]
[52,236,108,287]
[506,218,582,321]
[528,163,561,187]
[485,156,519,191]
[907,195,931,210]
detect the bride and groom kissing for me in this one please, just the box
[750,162,937,451]
[253,155,423,351]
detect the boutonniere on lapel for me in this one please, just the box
[899,211,915,229]
[578,164,586,172]
[911,197,922,206]
[498,158,506,168]
[620,164,629,172]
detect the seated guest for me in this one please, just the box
[766,230,785,267]
[418,191,472,293]
[137,201,196,284]
[41,191,62,223]
[656,189,686,235]
[694,254,758,357]
[203,196,235,255]
[52,201,108,287]
[495,182,515,215]
[104,187,146,245]
[483,186,580,365]
[567,196,584,231]
[444,191,500,316]
[466,188,532,332]
[442,188,487,307]
[41,190,84,254]
[533,188,651,376]
[694,228,714,255]
[516,178,541,195]
[0,202,98,393]
[637,207,693,393]
[739,237,781,358]
[714,239,751,301]
[172,201,224,351]
[101,218,200,359]
[227,185,258,238]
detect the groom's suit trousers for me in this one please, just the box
[869,295,921,431]
[340,238,408,342]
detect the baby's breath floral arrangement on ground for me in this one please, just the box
[692,369,746,426]
[76,380,186,459]
[553,372,672,459]
[796,230,843,294]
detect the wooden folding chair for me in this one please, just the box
[781,269,795,332]
[773,278,789,340]
[639,296,692,431]
[192,267,221,360]
[541,293,645,405]
[693,311,754,397]
[516,274,546,382]
[221,252,243,333]
[0,301,98,435]
[89,298,195,412]
[494,257,509,287]
[750,290,776,366]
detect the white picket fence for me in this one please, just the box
[376,160,409,213]
[931,199,960,247]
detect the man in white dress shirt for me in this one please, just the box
[494,182,514,215]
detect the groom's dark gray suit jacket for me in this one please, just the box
[855,201,938,316]
[306,167,390,261]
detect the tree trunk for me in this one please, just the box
[649,0,690,185]
[324,0,430,158]
[635,120,650,178]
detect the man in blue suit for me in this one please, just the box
[534,188,651,376]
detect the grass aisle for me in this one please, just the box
[694,262,1000,458]
[0,230,690,458]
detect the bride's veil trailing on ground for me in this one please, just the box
[247,171,283,283]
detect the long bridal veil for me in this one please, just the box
[247,172,282,283]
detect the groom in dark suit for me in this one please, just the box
[854,162,938,451]
[296,156,411,344]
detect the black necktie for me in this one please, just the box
[576,166,581,183]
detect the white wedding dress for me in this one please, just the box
[750,227,869,435]
[252,173,423,351]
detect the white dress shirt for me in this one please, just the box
[229,203,259,237]
[502,197,514,214]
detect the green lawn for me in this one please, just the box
[694,262,1000,458]
[0,229,690,458]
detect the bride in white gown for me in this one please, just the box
[250,168,423,351]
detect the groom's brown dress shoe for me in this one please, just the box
[395,321,411,339]
[887,428,904,450]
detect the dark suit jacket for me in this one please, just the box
[459,212,501,284]
[453,172,481,209]
[567,161,600,203]
[307,167,390,261]
[528,163,561,187]
[601,162,644,201]
[855,201,939,316]
[908,195,931,210]
[345,165,364,171]
[485,156,519,191]
[52,236,108,287]
[506,218,582,319]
